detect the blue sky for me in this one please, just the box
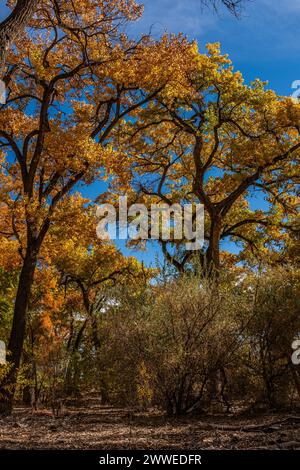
[127,0,300,96]
[1,0,299,266]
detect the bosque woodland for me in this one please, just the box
[0,0,299,450]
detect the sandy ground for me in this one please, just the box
[0,406,299,450]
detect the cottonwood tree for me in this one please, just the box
[50,204,151,397]
[0,0,247,68]
[52,199,150,354]
[118,44,300,274]
[0,0,249,70]
[0,0,38,66]
[8,194,149,406]
[0,0,195,413]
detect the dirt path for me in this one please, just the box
[0,406,299,449]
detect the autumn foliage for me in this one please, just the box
[0,0,299,417]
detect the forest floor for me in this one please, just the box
[0,403,300,450]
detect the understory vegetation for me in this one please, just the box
[1,263,299,417]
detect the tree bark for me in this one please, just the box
[0,242,38,414]
[0,0,37,66]
[206,213,222,275]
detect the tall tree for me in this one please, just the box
[0,0,195,413]
[118,43,300,273]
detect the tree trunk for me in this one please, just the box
[91,317,101,350]
[22,384,32,406]
[0,243,38,414]
[22,351,33,406]
[206,213,222,275]
[0,0,37,66]
[64,319,88,396]
[290,364,300,399]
